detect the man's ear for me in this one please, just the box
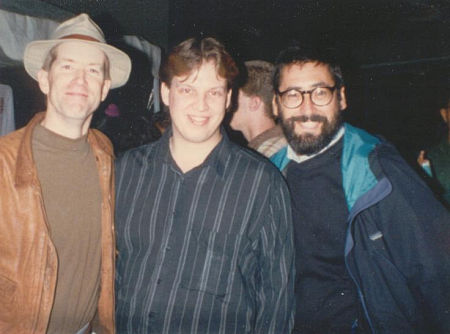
[101,80,111,102]
[225,89,232,109]
[272,96,279,117]
[161,82,170,106]
[37,69,50,95]
[249,96,261,112]
[338,86,347,110]
[440,108,449,123]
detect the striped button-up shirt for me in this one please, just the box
[115,129,295,333]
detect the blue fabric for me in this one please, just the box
[271,123,450,333]
[341,124,380,211]
[270,145,289,171]
[270,123,381,211]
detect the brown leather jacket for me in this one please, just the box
[0,113,116,333]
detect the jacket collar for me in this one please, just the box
[15,112,113,187]
[270,123,388,211]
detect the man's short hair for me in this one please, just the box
[273,46,344,92]
[159,37,239,89]
[241,60,275,119]
[41,43,111,80]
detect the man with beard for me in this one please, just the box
[270,46,450,334]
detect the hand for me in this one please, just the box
[417,150,433,177]
[417,150,429,165]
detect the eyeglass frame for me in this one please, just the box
[276,85,338,108]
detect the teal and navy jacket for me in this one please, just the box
[271,123,450,333]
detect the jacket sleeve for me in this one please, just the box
[254,171,295,333]
[376,146,450,333]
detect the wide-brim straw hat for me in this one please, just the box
[24,13,131,89]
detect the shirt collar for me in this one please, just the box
[287,126,345,164]
[157,126,233,179]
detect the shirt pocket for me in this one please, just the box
[180,227,237,297]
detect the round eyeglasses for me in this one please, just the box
[277,86,337,108]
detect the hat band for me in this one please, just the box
[60,34,101,42]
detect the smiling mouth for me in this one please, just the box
[297,120,322,130]
[188,115,209,125]
[66,92,88,98]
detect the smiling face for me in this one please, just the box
[274,62,347,155]
[161,60,231,149]
[37,41,111,137]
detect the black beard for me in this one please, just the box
[280,112,342,155]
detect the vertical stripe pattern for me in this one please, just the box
[115,131,295,333]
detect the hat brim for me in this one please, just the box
[24,39,132,89]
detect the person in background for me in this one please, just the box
[0,13,131,333]
[92,103,161,155]
[270,45,450,333]
[115,37,295,333]
[230,60,286,157]
[0,83,15,136]
[418,93,450,207]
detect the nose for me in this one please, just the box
[73,69,87,84]
[298,93,314,116]
[196,93,209,112]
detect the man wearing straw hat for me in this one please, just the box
[0,13,131,334]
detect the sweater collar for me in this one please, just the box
[287,126,345,164]
[15,112,113,187]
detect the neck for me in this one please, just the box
[170,133,222,173]
[41,112,91,139]
[247,117,276,142]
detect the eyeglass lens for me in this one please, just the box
[281,87,335,108]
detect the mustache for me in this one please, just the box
[286,114,328,123]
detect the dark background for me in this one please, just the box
[1,0,449,162]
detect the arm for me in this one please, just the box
[378,147,450,332]
[254,172,295,333]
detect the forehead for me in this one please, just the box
[54,41,106,64]
[280,62,334,89]
[172,60,227,87]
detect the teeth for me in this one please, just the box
[191,116,207,121]
[299,121,319,129]
[190,116,208,124]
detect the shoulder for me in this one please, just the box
[369,141,446,213]
[371,141,422,182]
[89,128,114,152]
[228,142,287,188]
[90,128,111,144]
[233,142,281,171]
[115,139,160,169]
[0,127,25,157]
